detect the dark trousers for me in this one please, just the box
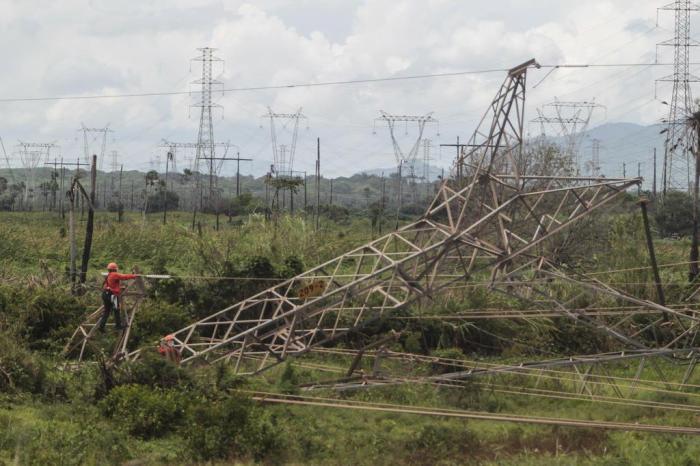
[99,291,122,330]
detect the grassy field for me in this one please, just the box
[2,208,700,464]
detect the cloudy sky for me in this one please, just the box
[0,0,694,177]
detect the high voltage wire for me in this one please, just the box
[0,62,690,104]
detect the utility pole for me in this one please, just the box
[163,151,172,225]
[623,162,626,178]
[638,162,642,195]
[79,155,97,286]
[304,171,307,211]
[380,172,385,236]
[118,164,124,222]
[440,137,468,185]
[316,137,321,231]
[653,148,658,198]
[330,179,333,206]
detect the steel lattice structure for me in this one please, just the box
[658,0,700,193]
[104,59,697,380]
[64,58,700,414]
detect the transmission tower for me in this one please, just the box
[264,107,307,179]
[191,48,224,208]
[17,141,58,206]
[80,124,112,168]
[531,99,604,174]
[375,112,437,225]
[585,138,602,177]
[657,0,700,193]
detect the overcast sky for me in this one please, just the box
[0,0,694,176]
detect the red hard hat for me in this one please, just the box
[107,262,118,271]
[164,334,175,342]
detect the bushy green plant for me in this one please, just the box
[0,331,46,394]
[99,384,186,439]
[184,395,280,462]
[115,350,191,390]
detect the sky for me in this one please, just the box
[0,0,695,177]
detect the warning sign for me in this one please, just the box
[299,280,327,300]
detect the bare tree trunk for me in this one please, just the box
[69,187,77,294]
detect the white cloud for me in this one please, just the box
[0,0,689,175]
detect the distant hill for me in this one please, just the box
[564,122,665,188]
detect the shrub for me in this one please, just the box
[115,350,191,390]
[0,331,47,394]
[129,299,192,347]
[99,384,186,439]
[185,395,281,462]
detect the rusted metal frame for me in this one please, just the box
[572,364,595,397]
[430,349,696,391]
[492,182,638,270]
[115,300,140,358]
[569,186,592,212]
[517,196,550,240]
[610,312,658,333]
[521,179,630,198]
[491,256,543,283]
[489,180,513,256]
[597,364,625,399]
[346,331,400,377]
[483,72,522,176]
[681,356,698,386]
[541,190,569,233]
[216,270,482,372]
[541,268,700,324]
[280,312,300,359]
[494,278,654,352]
[662,323,699,349]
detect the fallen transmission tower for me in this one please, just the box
[109,59,697,379]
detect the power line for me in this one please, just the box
[0,62,694,104]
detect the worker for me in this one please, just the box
[158,334,182,364]
[98,262,137,332]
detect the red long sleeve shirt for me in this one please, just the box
[103,272,137,295]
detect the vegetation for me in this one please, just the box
[0,188,698,464]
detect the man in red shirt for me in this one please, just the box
[98,262,137,332]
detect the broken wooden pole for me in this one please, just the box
[639,198,667,318]
[79,155,97,286]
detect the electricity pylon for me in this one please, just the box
[116,59,696,378]
[191,47,224,209]
[657,0,700,193]
[375,112,437,226]
[17,141,58,206]
[531,99,604,174]
[80,124,112,168]
[263,107,307,211]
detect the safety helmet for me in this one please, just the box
[107,262,118,271]
[164,334,175,342]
